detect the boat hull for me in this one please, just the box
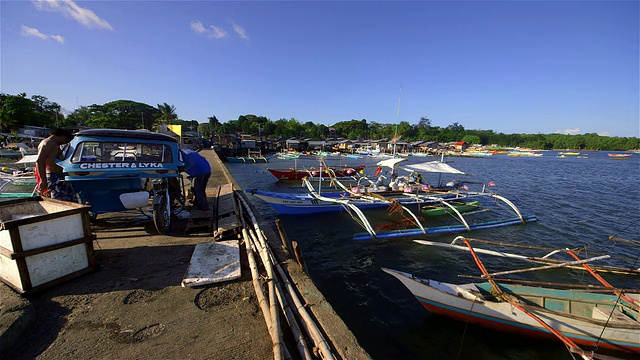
[267,164,365,180]
[421,200,480,217]
[382,268,640,354]
[246,189,461,215]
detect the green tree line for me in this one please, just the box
[1,92,638,150]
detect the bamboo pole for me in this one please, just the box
[245,228,292,360]
[236,192,335,360]
[248,226,313,360]
[242,228,284,360]
[248,224,328,360]
[461,236,639,263]
[275,219,292,256]
[456,275,632,292]
[481,255,610,278]
[430,238,640,276]
[272,269,314,360]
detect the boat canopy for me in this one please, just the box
[376,158,407,169]
[404,161,466,175]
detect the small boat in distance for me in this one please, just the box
[608,153,632,160]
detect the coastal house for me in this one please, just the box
[336,139,353,152]
[454,141,469,151]
[17,125,49,140]
[307,140,329,151]
[285,139,301,151]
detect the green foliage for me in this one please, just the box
[83,100,158,129]
[198,122,211,137]
[155,103,178,125]
[0,93,62,131]
[461,135,482,145]
[1,92,638,150]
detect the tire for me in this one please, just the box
[153,194,171,234]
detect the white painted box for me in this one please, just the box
[0,197,95,293]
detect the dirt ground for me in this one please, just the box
[2,151,273,360]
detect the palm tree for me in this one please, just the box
[156,103,178,125]
[208,116,221,134]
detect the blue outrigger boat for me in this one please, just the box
[249,157,537,239]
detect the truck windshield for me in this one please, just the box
[70,141,173,163]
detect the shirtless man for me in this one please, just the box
[35,128,76,201]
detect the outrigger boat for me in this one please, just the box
[250,156,536,239]
[608,153,632,160]
[383,268,640,356]
[247,188,467,215]
[267,163,365,181]
[345,158,536,240]
[0,154,38,198]
[384,237,640,358]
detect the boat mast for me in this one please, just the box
[393,84,402,158]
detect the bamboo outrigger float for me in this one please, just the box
[415,236,640,276]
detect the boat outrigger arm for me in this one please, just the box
[347,188,532,240]
[329,176,476,234]
[464,191,526,223]
[302,178,378,236]
[302,177,429,238]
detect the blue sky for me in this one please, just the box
[2,1,638,137]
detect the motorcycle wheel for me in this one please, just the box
[153,194,171,234]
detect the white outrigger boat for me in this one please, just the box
[384,237,640,358]
[0,155,37,198]
[249,157,536,240]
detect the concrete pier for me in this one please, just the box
[0,149,370,359]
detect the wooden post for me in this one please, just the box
[275,219,291,256]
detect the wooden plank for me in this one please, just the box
[213,184,241,239]
[216,184,237,217]
[185,209,213,234]
[181,241,241,287]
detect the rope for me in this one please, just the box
[461,239,593,360]
[565,250,639,311]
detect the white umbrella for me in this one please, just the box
[404,161,466,174]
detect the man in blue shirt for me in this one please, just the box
[179,148,211,211]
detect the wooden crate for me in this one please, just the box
[0,197,96,294]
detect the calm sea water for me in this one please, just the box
[2,152,637,359]
[229,152,640,360]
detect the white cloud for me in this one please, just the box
[189,20,251,41]
[49,34,65,44]
[231,21,249,40]
[597,131,610,137]
[33,0,114,31]
[21,25,65,43]
[190,20,229,39]
[209,26,229,39]
[556,128,581,135]
[190,20,207,34]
